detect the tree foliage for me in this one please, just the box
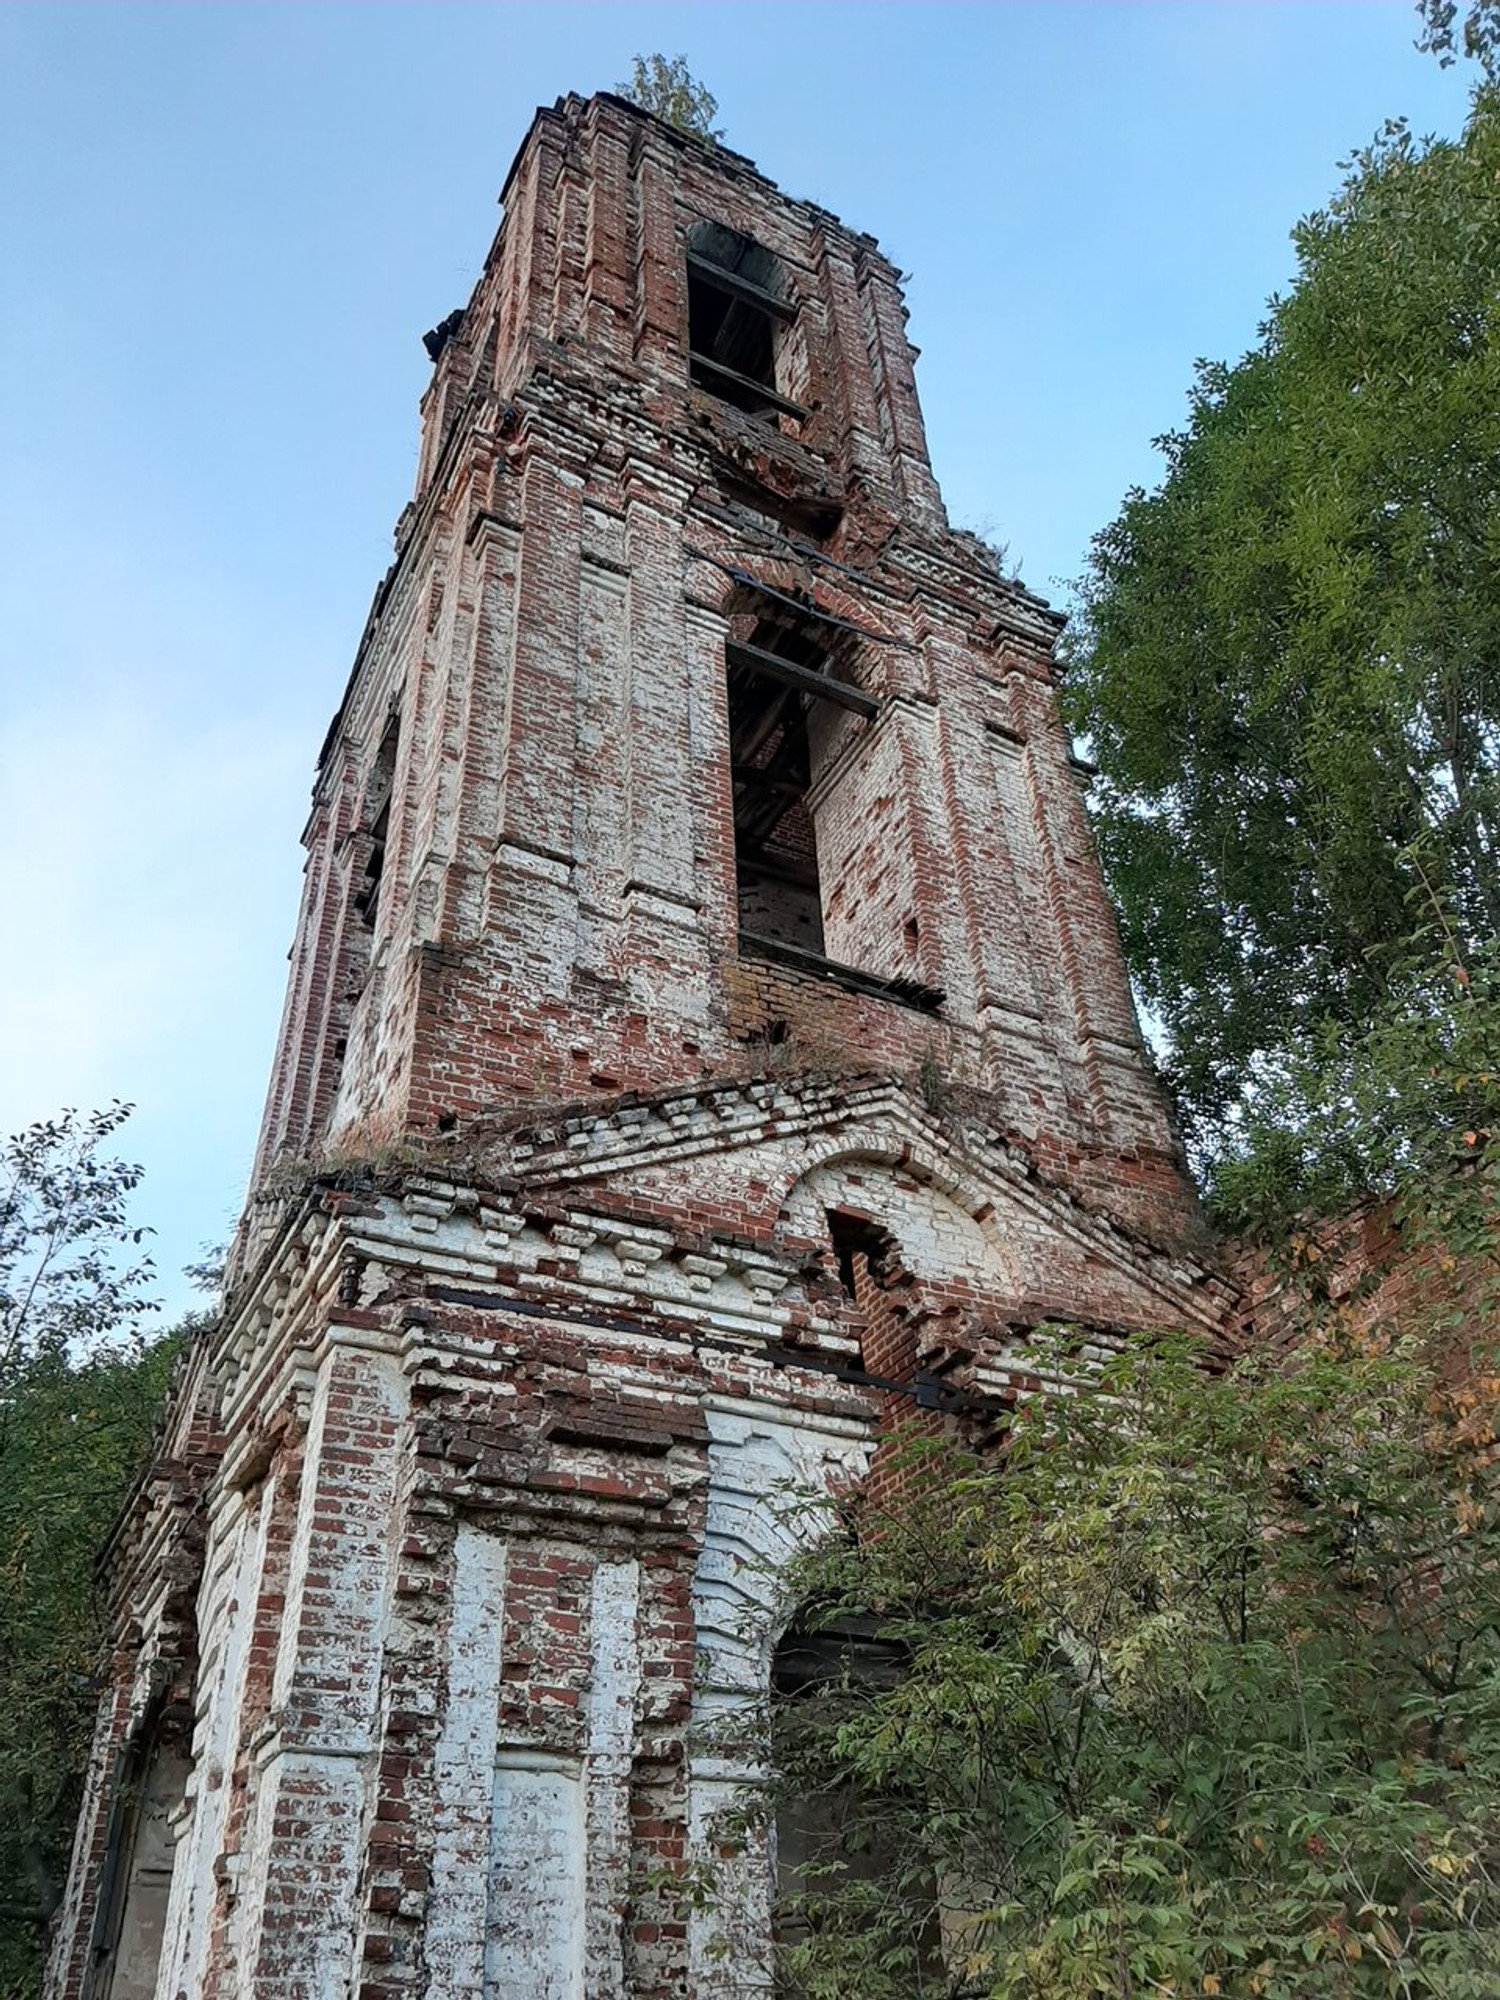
[617,53,723,141]
[1,1105,156,1384]
[754,1317,1500,1999]
[1063,93,1500,1155]
[1208,923,1500,1240]
[736,909,1500,1998]
[0,1109,183,1995]
[1417,0,1500,75]
[0,1340,178,1996]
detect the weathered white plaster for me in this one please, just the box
[688,1400,872,1994]
[158,1478,271,2000]
[100,1740,191,2000]
[783,1153,1020,1294]
[240,1342,407,1998]
[584,1561,642,1999]
[487,1754,586,1999]
[427,1525,508,1998]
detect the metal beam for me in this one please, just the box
[725,639,879,717]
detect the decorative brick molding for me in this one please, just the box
[50,92,1229,2000]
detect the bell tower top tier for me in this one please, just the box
[251,90,1190,1237]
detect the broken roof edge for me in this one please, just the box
[499,89,757,208]
[497,90,901,282]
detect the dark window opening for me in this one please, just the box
[723,587,946,1013]
[353,716,399,928]
[826,1210,894,1306]
[826,1210,919,1391]
[773,1615,909,1700]
[723,590,943,1013]
[824,1209,958,1421]
[729,608,838,957]
[771,1618,941,1988]
[89,1716,190,2000]
[686,221,804,421]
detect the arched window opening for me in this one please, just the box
[826,1210,918,1392]
[825,1209,958,1479]
[726,587,878,964]
[771,1617,941,1992]
[89,1714,190,2000]
[722,580,945,1013]
[686,220,804,421]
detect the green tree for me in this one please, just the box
[750,1319,1500,1999]
[1208,926,1500,1240]
[0,1340,179,1994]
[617,54,723,141]
[1,1105,156,1380]
[1063,92,1500,1157]
[736,942,1500,1996]
[1418,0,1500,76]
[0,1109,184,1994]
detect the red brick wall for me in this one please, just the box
[243,90,1194,1250]
[53,90,1229,2000]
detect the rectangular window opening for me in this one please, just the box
[730,621,827,957]
[686,232,805,422]
[726,609,944,1014]
[353,717,399,929]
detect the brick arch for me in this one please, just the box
[775,1142,1027,1302]
[690,1409,874,1718]
[701,558,902,651]
[686,1403,872,1989]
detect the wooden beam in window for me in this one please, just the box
[738,929,946,1014]
[737,854,821,892]
[689,352,809,421]
[731,684,794,769]
[686,252,797,322]
[725,638,879,717]
[719,566,896,646]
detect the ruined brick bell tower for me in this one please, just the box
[52,94,1229,2000]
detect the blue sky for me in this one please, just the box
[0,2,1475,1321]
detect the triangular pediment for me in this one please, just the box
[462,1070,1230,1337]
